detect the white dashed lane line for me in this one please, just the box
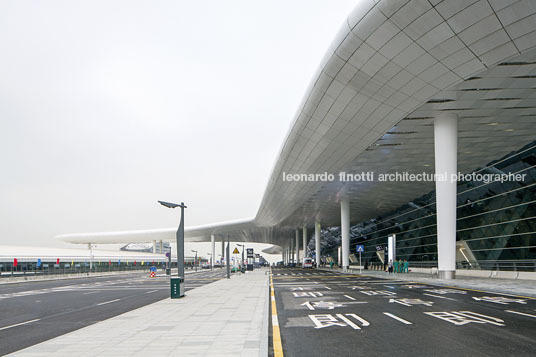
[0,319,41,331]
[383,313,413,325]
[96,299,121,306]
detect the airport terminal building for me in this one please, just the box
[318,141,536,271]
[58,0,536,279]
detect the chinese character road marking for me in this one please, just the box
[301,301,344,310]
[350,286,368,290]
[424,311,505,326]
[302,300,368,310]
[389,298,433,307]
[383,312,413,325]
[290,287,304,291]
[360,290,397,296]
[403,285,428,289]
[423,293,458,301]
[293,292,323,297]
[344,295,356,300]
[309,314,370,330]
[472,296,527,305]
[424,289,467,295]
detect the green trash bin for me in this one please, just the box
[170,277,184,298]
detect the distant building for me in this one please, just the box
[121,242,171,254]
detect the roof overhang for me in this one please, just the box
[57,0,536,249]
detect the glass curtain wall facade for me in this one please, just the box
[321,141,536,271]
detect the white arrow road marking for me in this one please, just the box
[423,293,457,301]
[389,299,411,306]
[302,301,315,310]
[383,313,412,325]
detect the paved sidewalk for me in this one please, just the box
[320,268,536,298]
[10,269,270,356]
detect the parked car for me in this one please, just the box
[303,258,313,269]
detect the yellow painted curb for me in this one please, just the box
[270,270,284,357]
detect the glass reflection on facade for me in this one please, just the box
[321,141,536,271]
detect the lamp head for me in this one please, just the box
[158,201,187,209]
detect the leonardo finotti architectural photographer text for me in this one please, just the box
[282,171,526,184]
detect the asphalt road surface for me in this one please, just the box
[0,269,226,355]
[272,268,536,357]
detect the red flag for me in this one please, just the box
[108,260,111,265]
[134,260,137,265]
[56,258,60,264]
[13,258,18,267]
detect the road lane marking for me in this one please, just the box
[505,310,536,318]
[97,298,121,306]
[146,290,158,294]
[383,313,412,325]
[423,293,457,301]
[83,291,98,295]
[0,319,40,331]
[270,271,283,357]
[442,285,536,300]
[344,295,356,300]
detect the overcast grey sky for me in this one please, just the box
[0,0,358,249]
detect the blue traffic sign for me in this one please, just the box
[356,245,365,253]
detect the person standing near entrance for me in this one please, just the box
[403,259,409,273]
[388,259,393,274]
[393,259,398,274]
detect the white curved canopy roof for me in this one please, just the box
[59,0,536,250]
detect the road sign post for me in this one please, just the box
[356,245,364,274]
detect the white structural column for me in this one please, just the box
[221,238,225,266]
[290,238,294,263]
[341,198,350,271]
[302,226,308,260]
[315,221,321,267]
[153,240,157,254]
[295,229,300,264]
[210,234,215,269]
[434,113,458,279]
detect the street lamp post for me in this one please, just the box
[191,250,198,272]
[237,244,245,273]
[158,200,187,298]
